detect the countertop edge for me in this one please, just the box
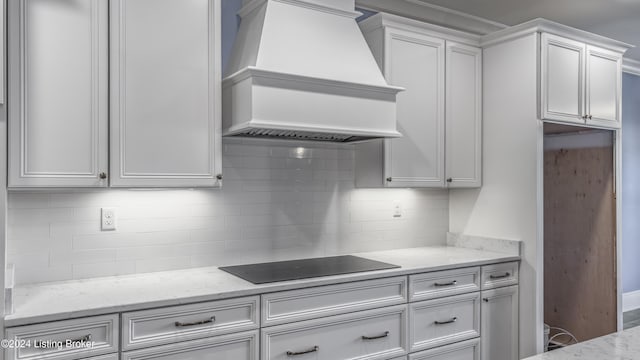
[4,253,520,327]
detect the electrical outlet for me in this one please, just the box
[101,207,117,231]
[393,202,402,218]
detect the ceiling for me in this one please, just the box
[414,0,640,60]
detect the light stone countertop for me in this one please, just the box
[523,326,640,360]
[4,246,519,327]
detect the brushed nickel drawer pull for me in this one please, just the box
[434,280,457,287]
[362,331,389,340]
[286,345,319,356]
[67,334,92,343]
[489,272,511,279]
[434,317,457,325]
[174,316,215,327]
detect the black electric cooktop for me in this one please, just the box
[218,255,400,284]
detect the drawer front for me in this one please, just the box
[409,267,480,302]
[122,330,258,360]
[262,304,408,360]
[409,338,479,360]
[262,276,407,326]
[5,314,119,360]
[122,296,259,351]
[481,262,519,290]
[86,355,119,360]
[409,293,480,352]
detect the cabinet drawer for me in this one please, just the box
[262,276,407,326]
[409,338,479,360]
[409,267,480,302]
[409,292,480,352]
[481,262,519,289]
[85,355,119,360]
[122,296,259,351]
[5,314,119,360]
[262,304,408,360]
[122,330,258,360]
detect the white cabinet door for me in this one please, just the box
[0,0,4,104]
[262,305,408,360]
[110,0,222,187]
[445,42,482,188]
[540,33,585,124]
[384,28,445,188]
[122,330,258,360]
[481,285,518,360]
[586,45,621,128]
[409,338,479,360]
[8,0,109,187]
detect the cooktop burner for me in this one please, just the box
[218,255,400,284]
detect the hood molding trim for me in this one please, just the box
[223,67,404,95]
[240,0,361,18]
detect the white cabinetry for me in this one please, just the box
[5,314,119,360]
[8,0,109,187]
[5,261,518,360]
[261,305,408,360]
[541,33,622,128]
[122,331,258,360]
[8,0,222,188]
[110,0,221,187]
[409,338,480,360]
[481,285,519,360]
[446,43,482,187]
[355,13,482,188]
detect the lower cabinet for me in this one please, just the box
[409,338,480,360]
[4,262,518,360]
[121,330,258,360]
[481,285,519,360]
[261,305,408,360]
[4,314,119,360]
[85,355,120,360]
[409,293,480,352]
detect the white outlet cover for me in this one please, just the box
[101,207,117,231]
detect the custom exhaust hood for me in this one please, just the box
[222,0,403,143]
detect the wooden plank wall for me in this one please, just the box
[544,143,616,342]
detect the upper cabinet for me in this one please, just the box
[8,0,109,187]
[541,33,622,129]
[110,0,221,187]
[8,0,222,188]
[355,14,482,188]
[445,42,482,187]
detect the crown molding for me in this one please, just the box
[623,58,640,76]
[355,0,507,35]
[359,12,482,46]
[481,18,633,53]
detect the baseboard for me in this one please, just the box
[623,290,640,312]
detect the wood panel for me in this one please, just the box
[544,144,616,342]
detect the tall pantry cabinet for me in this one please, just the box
[8,0,222,188]
[355,13,482,189]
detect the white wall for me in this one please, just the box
[449,33,542,357]
[7,139,449,285]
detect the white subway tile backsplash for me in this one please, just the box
[7,140,449,285]
[72,261,136,280]
[50,249,117,266]
[135,256,192,273]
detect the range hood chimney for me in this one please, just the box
[222,0,403,143]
